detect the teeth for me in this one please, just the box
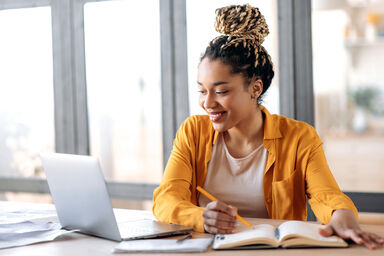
[209,112,223,121]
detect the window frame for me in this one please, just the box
[1,0,383,213]
[0,0,188,200]
[277,0,384,219]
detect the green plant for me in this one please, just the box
[348,86,382,114]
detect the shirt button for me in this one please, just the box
[266,198,272,204]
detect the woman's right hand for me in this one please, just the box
[202,201,238,234]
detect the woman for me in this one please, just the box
[152,4,384,249]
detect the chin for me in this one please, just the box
[212,123,228,133]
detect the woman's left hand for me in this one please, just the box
[319,209,384,249]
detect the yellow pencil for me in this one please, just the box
[196,186,252,228]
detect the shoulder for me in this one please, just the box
[177,115,214,140]
[273,114,321,147]
[278,115,316,134]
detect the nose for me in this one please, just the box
[203,92,217,110]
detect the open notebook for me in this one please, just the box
[212,220,348,249]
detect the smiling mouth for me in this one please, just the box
[209,111,226,122]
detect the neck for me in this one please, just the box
[224,106,264,148]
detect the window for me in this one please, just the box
[0,7,54,179]
[312,0,384,193]
[4,0,381,217]
[0,0,182,207]
[84,0,162,184]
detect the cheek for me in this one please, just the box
[228,95,252,112]
[198,95,204,108]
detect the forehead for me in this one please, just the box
[198,58,238,81]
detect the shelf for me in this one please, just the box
[345,38,384,48]
[344,37,384,67]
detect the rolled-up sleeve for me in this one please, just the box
[305,134,358,224]
[152,117,205,232]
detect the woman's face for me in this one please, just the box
[197,58,259,132]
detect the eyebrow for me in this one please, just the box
[197,81,229,86]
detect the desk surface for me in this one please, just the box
[1,201,384,256]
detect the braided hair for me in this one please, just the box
[201,4,274,104]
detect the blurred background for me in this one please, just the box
[312,0,384,194]
[0,0,383,222]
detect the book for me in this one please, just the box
[212,220,348,249]
[113,238,213,253]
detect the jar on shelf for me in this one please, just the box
[365,12,381,41]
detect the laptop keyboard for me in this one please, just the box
[116,218,192,240]
[118,221,156,238]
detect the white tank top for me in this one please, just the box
[198,133,269,218]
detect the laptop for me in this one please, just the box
[40,153,193,241]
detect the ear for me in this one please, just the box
[249,78,263,100]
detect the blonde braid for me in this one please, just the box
[214,4,270,68]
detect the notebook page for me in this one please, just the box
[278,221,341,242]
[212,224,277,249]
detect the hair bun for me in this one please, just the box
[215,4,269,45]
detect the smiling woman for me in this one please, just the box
[197,59,263,137]
[152,3,384,249]
[186,0,279,116]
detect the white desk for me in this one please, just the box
[1,201,384,256]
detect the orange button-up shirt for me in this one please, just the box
[152,106,357,232]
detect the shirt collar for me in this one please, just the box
[260,105,282,140]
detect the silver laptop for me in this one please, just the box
[40,153,193,241]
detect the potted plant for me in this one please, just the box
[348,86,382,132]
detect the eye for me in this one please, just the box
[197,89,206,95]
[216,90,228,95]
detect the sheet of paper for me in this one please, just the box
[113,238,213,253]
[0,228,76,249]
[0,202,76,249]
[0,221,61,240]
[0,209,58,225]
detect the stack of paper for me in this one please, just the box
[0,220,76,249]
[0,205,76,250]
[0,207,58,225]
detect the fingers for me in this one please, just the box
[205,201,237,216]
[319,220,384,249]
[359,232,378,250]
[318,224,334,237]
[204,223,236,234]
[348,230,363,245]
[203,214,237,234]
[346,230,384,250]
[203,208,236,223]
[325,210,384,249]
[370,232,384,245]
[203,201,238,234]
[359,232,384,250]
